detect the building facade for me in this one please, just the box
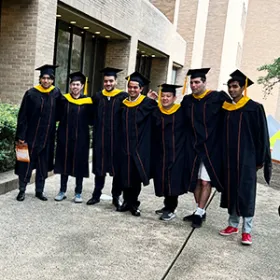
[0,0,186,102]
[0,0,279,118]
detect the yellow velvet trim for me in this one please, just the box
[102,88,123,97]
[222,96,250,111]
[64,93,93,105]
[34,85,55,94]
[192,89,211,100]
[123,95,145,107]
[159,104,181,115]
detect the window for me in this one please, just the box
[54,19,106,95]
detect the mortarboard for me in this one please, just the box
[36,64,58,78]
[187,68,211,79]
[69,71,86,84]
[229,69,254,87]
[100,67,123,77]
[125,71,150,87]
[159,83,182,94]
[229,69,254,97]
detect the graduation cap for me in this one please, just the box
[100,67,123,78]
[229,69,254,87]
[229,69,254,96]
[187,68,210,79]
[159,83,182,94]
[36,64,58,78]
[125,71,150,87]
[69,71,86,84]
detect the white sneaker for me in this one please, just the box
[54,192,66,201]
[74,193,83,203]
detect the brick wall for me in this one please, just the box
[149,0,176,23]
[0,0,57,104]
[0,0,37,103]
[241,0,280,118]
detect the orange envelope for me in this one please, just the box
[16,143,30,163]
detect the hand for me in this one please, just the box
[256,165,263,170]
[147,89,158,100]
[18,139,25,145]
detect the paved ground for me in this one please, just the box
[0,170,279,280]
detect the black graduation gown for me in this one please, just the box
[92,90,128,176]
[54,94,94,178]
[15,85,61,182]
[151,105,187,197]
[121,96,157,188]
[220,99,271,217]
[181,90,231,192]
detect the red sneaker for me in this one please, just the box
[219,226,239,236]
[241,233,252,245]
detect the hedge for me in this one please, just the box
[0,103,19,172]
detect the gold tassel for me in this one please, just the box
[158,86,162,106]
[84,77,88,95]
[244,77,248,97]
[182,76,188,95]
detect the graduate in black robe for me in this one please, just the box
[54,72,94,203]
[15,64,61,201]
[86,67,128,209]
[118,72,157,216]
[219,70,271,245]
[151,84,188,221]
[181,68,231,228]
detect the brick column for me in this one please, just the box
[105,38,136,91]
[149,57,169,91]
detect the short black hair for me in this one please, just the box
[227,78,245,87]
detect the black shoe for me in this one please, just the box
[112,196,121,210]
[130,207,141,217]
[86,197,100,205]
[16,191,25,201]
[191,214,203,228]
[35,192,48,201]
[117,201,130,212]
[155,207,167,215]
[183,212,206,222]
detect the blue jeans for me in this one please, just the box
[228,209,253,233]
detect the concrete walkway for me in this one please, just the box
[0,171,279,280]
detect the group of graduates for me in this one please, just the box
[15,64,272,246]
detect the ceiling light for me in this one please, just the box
[56,14,61,18]
[81,31,84,34]
[95,31,101,34]
[70,21,76,24]
[92,35,95,38]
[83,26,89,30]
[105,35,110,38]
[151,55,156,57]
[141,50,145,53]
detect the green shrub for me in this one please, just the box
[0,103,19,172]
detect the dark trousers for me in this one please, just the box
[92,175,122,199]
[123,162,142,208]
[19,172,45,193]
[164,196,178,212]
[60,175,83,194]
